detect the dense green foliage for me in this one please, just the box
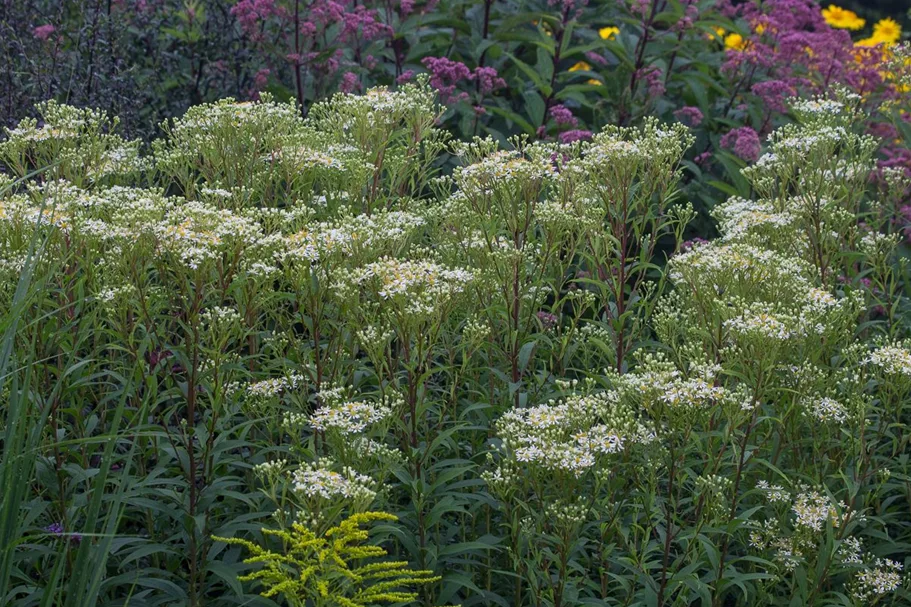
[0,73,910,606]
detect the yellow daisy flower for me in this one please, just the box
[855,36,883,48]
[724,33,749,51]
[569,61,591,72]
[873,18,901,45]
[821,5,865,31]
[599,26,620,40]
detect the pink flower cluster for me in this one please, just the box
[549,104,578,127]
[231,0,284,39]
[558,130,593,144]
[421,57,506,104]
[720,126,761,162]
[232,0,390,44]
[673,106,703,127]
[33,24,56,41]
[637,65,665,97]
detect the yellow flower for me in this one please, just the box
[569,61,591,72]
[754,22,766,35]
[821,5,865,31]
[599,26,620,40]
[724,33,749,51]
[855,36,884,48]
[587,78,601,86]
[873,18,901,44]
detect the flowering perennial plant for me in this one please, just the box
[1,79,910,607]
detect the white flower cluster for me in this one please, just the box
[311,79,437,132]
[668,242,812,298]
[804,396,848,425]
[282,210,425,265]
[253,459,287,479]
[495,392,652,478]
[756,480,791,504]
[724,308,795,342]
[342,257,474,318]
[851,559,903,602]
[622,368,727,411]
[867,343,911,377]
[309,399,392,435]
[790,98,846,117]
[456,148,556,198]
[160,97,299,145]
[1,102,140,177]
[743,97,876,199]
[836,536,863,565]
[247,374,305,399]
[747,519,809,572]
[791,489,839,532]
[291,461,376,503]
[200,306,241,328]
[96,284,136,305]
[584,118,693,171]
[712,197,794,243]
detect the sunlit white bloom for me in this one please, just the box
[291,461,376,502]
[806,397,848,424]
[756,480,791,504]
[867,344,911,376]
[247,374,305,398]
[852,559,902,602]
[309,400,391,435]
[791,489,838,532]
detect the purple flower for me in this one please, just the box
[559,130,593,144]
[248,68,271,99]
[673,0,699,32]
[339,71,360,93]
[584,51,608,66]
[536,311,559,331]
[694,151,713,166]
[549,104,578,127]
[253,68,270,89]
[45,523,64,535]
[751,80,797,114]
[342,6,392,42]
[636,66,665,97]
[673,106,703,127]
[396,70,415,84]
[473,66,506,95]
[230,0,280,38]
[720,126,761,162]
[680,237,709,252]
[33,24,56,41]
[422,57,472,104]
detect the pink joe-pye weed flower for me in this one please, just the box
[559,130,593,144]
[33,24,56,41]
[673,106,704,127]
[721,126,761,162]
[549,104,578,127]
